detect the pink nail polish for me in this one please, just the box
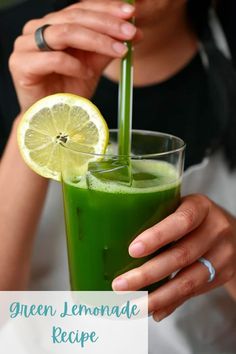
[112,278,128,291]
[129,242,145,257]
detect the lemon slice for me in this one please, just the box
[17,93,109,181]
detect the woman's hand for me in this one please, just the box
[112,194,236,320]
[9,0,139,111]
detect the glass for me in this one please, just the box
[62,130,185,291]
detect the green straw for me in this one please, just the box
[118,0,135,157]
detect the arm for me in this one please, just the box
[0,117,48,290]
[0,1,138,289]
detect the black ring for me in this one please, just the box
[34,24,53,51]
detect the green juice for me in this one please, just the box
[63,160,180,291]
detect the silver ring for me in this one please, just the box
[34,24,53,51]
[198,257,216,283]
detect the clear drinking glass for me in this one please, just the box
[62,130,185,291]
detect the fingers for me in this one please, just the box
[15,4,139,61]
[112,215,217,291]
[150,237,235,320]
[10,51,91,85]
[111,192,236,321]
[15,23,130,58]
[22,9,137,50]
[23,7,136,39]
[11,0,138,97]
[67,0,135,18]
[112,195,232,292]
[148,259,212,315]
[149,244,232,319]
[129,194,211,258]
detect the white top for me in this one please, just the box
[29,151,236,353]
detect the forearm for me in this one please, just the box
[0,116,48,290]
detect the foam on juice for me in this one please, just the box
[65,160,180,194]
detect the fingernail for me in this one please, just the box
[112,42,127,55]
[112,278,128,291]
[121,4,134,13]
[129,242,145,257]
[153,311,167,322]
[121,23,136,36]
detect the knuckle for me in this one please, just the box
[176,208,195,231]
[223,267,235,283]
[220,219,233,239]
[179,278,195,297]
[194,193,210,203]
[183,194,211,220]
[8,53,18,73]
[214,217,233,244]
[194,193,212,210]
[134,266,153,287]
[224,242,236,261]
[13,36,23,51]
[64,8,83,21]
[172,244,191,267]
[104,16,119,31]
[22,19,37,34]
[44,11,56,22]
[59,23,72,37]
[142,267,155,286]
[137,267,150,285]
[150,227,165,248]
[96,33,107,47]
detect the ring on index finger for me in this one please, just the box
[35,24,53,51]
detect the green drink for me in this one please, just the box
[62,130,185,291]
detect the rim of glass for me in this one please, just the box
[61,129,186,158]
